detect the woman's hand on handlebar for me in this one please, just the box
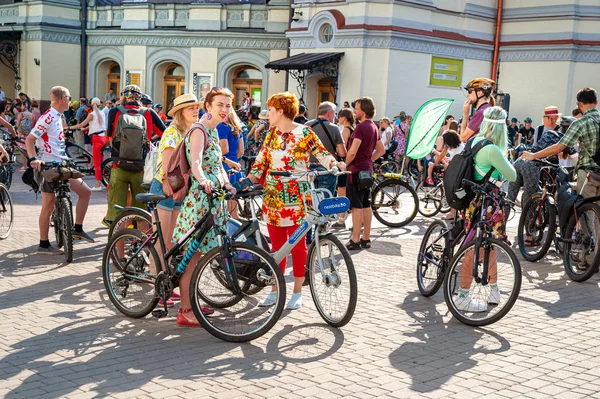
[332,161,346,171]
[30,159,44,172]
[199,179,213,194]
[224,182,237,196]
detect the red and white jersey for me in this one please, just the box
[29,107,68,163]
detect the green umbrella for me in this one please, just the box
[405,98,454,160]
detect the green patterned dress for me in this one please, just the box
[172,125,228,253]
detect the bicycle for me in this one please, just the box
[416,164,451,217]
[40,161,77,263]
[0,135,25,189]
[0,182,13,239]
[417,179,521,326]
[516,159,568,261]
[371,171,418,228]
[102,187,285,342]
[269,168,357,327]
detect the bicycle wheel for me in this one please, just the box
[108,208,153,238]
[60,198,74,263]
[102,228,160,318]
[417,220,448,297]
[439,186,451,213]
[416,182,442,217]
[190,242,285,342]
[52,209,63,248]
[371,178,418,228]
[0,183,13,239]
[307,233,357,327]
[517,194,556,262]
[379,159,401,174]
[563,203,600,282]
[443,238,521,326]
[0,164,12,190]
[101,159,113,187]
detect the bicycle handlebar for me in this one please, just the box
[270,167,348,178]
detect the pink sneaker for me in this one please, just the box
[171,292,181,300]
[158,299,174,308]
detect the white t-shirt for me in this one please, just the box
[29,107,68,163]
[447,144,464,160]
[102,107,111,130]
[381,126,394,150]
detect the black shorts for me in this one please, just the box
[34,170,59,194]
[337,173,347,188]
[83,134,92,145]
[348,173,372,209]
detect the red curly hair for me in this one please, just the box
[266,92,299,121]
[204,87,234,112]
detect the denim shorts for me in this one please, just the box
[149,178,182,211]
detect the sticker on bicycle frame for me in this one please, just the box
[289,221,310,245]
[318,196,350,215]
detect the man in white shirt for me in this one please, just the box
[102,99,113,130]
[26,86,94,254]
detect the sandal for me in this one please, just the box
[359,239,371,249]
[524,239,540,247]
[177,308,201,327]
[345,239,361,250]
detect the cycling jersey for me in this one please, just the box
[29,107,68,163]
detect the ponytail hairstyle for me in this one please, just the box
[338,108,355,129]
[91,97,102,123]
[477,106,508,152]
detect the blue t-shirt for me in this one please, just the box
[217,123,241,171]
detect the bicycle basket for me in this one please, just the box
[41,166,84,182]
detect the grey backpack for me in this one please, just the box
[112,106,149,171]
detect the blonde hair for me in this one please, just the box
[227,108,243,137]
[380,117,391,127]
[49,86,69,102]
[91,97,102,123]
[478,106,508,152]
[170,108,187,134]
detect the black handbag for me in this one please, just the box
[357,170,374,191]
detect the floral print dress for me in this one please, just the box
[250,125,335,227]
[172,126,228,252]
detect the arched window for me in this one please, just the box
[319,23,334,44]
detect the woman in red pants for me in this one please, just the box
[69,97,108,191]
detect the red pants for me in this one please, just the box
[267,224,307,278]
[91,134,108,181]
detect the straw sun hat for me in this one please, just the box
[167,93,203,117]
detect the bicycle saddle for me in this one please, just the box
[136,193,167,203]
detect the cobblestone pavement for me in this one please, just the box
[2,173,600,399]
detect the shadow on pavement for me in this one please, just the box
[391,290,511,393]
[2,315,345,398]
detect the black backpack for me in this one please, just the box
[112,106,149,171]
[590,116,600,166]
[443,138,495,210]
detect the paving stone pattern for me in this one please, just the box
[2,174,600,398]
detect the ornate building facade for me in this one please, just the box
[0,0,599,120]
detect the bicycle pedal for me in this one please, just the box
[152,309,169,319]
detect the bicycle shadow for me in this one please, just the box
[518,258,600,319]
[2,315,345,398]
[391,290,511,393]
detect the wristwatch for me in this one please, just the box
[27,156,37,167]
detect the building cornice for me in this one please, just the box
[86,31,287,49]
[290,30,493,61]
[22,28,81,44]
[500,45,600,63]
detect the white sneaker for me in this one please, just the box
[454,294,486,313]
[258,292,277,307]
[488,286,501,305]
[286,292,303,310]
[91,186,104,192]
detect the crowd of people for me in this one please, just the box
[2,77,599,320]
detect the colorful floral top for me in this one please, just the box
[250,125,335,227]
[154,125,183,182]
